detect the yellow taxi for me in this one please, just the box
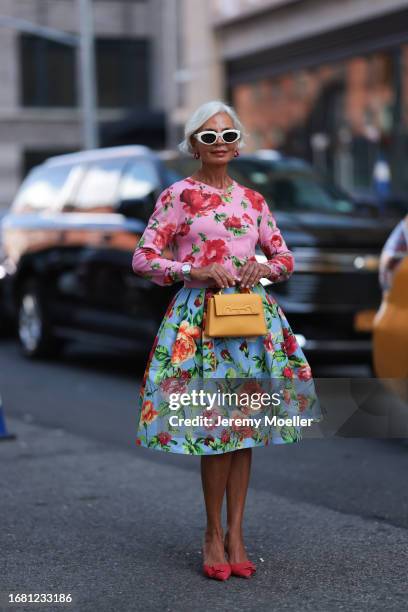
[373,215,408,403]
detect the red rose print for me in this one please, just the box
[263,334,274,352]
[242,212,254,225]
[179,222,191,236]
[205,193,223,210]
[283,331,298,356]
[239,380,265,395]
[244,188,264,212]
[160,372,190,396]
[221,349,232,361]
[199,239,228,266]
[261,244,274,258]
[298,365,312,380]
[145,250,159,260]
[153,222,177,250]
[157,432,172,446]
[180,189,222,216]
[221,429,230,444]
[271,233,283,248]
[231,410,254,440]
[278,255,294,273]
[283,366,293,378]
[224,215,242,230]
[160,189,172,207]
[180,189,204,215]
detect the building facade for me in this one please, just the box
[208,0,408,196]
[0,0,174,211]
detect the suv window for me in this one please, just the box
[73,158,127,211]
[268,172,355,214]
[12,164,73,213]
[231,159,356,215]
[118,158,160,222]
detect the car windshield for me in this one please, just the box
[229,159,357,215]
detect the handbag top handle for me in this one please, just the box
[216,285,253,295]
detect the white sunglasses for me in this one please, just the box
[193,129,241,145]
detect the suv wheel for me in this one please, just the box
[17,280,66,358]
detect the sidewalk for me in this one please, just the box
[1,417,407,612]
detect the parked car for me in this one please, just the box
[0,146,177,357]
[352,189,408,218]
[158,149,403,362]
[0,145,402,362]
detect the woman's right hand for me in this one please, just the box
[190,263,236,288]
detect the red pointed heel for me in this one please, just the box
[229,560,257,579]
[203,563,231,581]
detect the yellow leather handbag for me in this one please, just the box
[204,286,268,337]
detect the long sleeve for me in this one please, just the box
[379,216,408,291]
[131,185,184,286]
[258,198,294,283]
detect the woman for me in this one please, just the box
[132,100,322,581]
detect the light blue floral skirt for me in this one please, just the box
[135,283,323,455]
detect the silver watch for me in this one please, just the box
[181,262,192,280]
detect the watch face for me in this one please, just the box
[182,263,191,277]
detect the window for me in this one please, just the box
[20,35,76,107]
[231,159,358,214]
[12,165,74,213]
[20,35,149,109]
[96,39,149,108]
[119,159,159,200]
[73,158,127,210]
[118,159,160,221]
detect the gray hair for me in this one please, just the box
[178,100,247,155]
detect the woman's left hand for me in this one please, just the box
[238,262,271,288]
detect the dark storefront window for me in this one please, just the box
[20,35,76,107]
[233,47,408,196]
[20,35,149,109]
[96,39,149,108]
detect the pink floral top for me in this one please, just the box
[131,176,294,288]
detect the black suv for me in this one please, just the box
[0,146,400,362]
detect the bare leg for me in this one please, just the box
[200,453,232,565]
[224,448,252,563]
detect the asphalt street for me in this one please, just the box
[1,338,408,611]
